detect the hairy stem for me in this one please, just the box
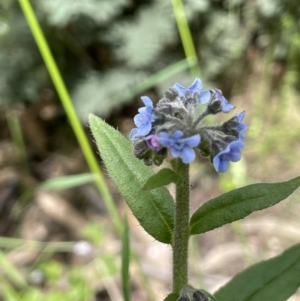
[172,160,190,293]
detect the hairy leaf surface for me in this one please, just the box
[214,243,300,301]
[190,177,300,235]
[89,115,174,244]
[143,168,180,190]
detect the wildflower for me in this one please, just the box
[157,130,200,164]
[173,78,211,104]
[213,140,244,173]
[221,110,247,140]
[173,78,202,97]
[198,90,211,104]
[130,78,247,171]
[235,111,247,140]
[208,89,234,114]
[129,96,154,139]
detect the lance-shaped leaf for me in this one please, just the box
[89,115,175,244]
[190,176,300,235]
[214,243,300,301]
[143,168,181,190]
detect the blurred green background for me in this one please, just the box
[0,0,300,300]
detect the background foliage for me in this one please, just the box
[1,0,300,300]
[2,0,300,119]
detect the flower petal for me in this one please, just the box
[156,136,172,147]
[170,148,181,158]
[140,96,153,108]
[182,134,201,148]
[138,123,152,136]
[129,128,139,139]
[172,130,184,140]
[188,78,202,93]
[214,157,229,173]
[199,90,211,104]
[145,135,163,151]
[228,148,242,162]
[181,147,196,164]
[237,110,246,122]
[222,103,235,113]
[173,83,187,97]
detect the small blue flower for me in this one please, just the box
[213,140,244,173]
[130,96,155,140]
[157,130,200,164]
[235,111,247,140]
[198,90,211,104]
[173,78,210,104]
[173,78,202,96]
[212,89,235,113]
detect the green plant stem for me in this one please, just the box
[18,0,122,234]
[6,111,30,178]
[17,2,155,299]
[171,0,201,77]
[172,160,190,293]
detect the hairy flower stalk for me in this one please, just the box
[129,78,247,295]
[173,160,190,293]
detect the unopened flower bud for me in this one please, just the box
[133,138,150,159]
[152,148,167,166]
[164,87,179,101]
[145,135,163,152]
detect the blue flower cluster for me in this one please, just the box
[130,78,247,173]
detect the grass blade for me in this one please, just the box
[37,173,97,190]
[171,0,201,77]
[17,0,122,234]
[122,216,131,301]
[0,251,27,287]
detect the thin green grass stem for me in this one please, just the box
[0,236,75,252]
[6,111,30,179]
[18,0,122,234]
[0,278,21,301]
[17,2,155,299]
[121,216,131,301]
[171,0,201,77]
[109,57,197,104]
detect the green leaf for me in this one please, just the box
[214,243,300,301]
[37,173,97,191]
[143,168,181,190]
[190,176,300,235]
[163,293,179,301]
[89,115,175,244]
[122,216,131,301]
[0,251,26,287]
[0,279,21,301]
[170,159,178,171]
